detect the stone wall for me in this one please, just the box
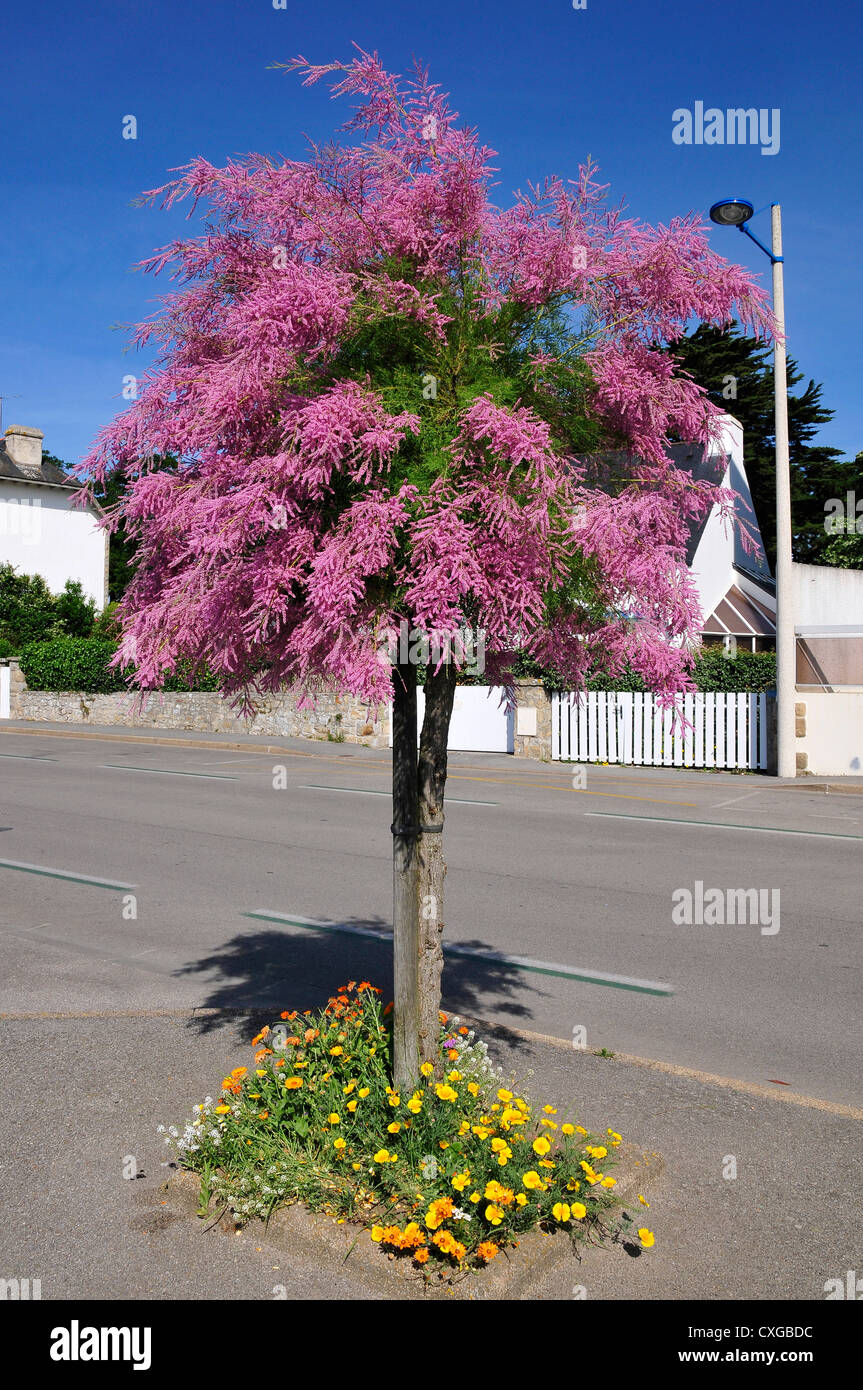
[1,658,557,758]
[3,660,389,748]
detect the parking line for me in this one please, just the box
[241,910,673,996]
[0,858,137,891]
[585,811,863,842]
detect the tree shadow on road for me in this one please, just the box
[173,915,547,1054]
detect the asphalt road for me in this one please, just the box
[1,724,861,1107]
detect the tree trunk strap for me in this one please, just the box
[390,823,444,836]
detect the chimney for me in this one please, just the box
[3,424,43,470]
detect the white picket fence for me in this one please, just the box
[551,690,770,770]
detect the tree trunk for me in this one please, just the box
[391,661,420,1091]
[391,656,458,1087]
[417,661,457,1072]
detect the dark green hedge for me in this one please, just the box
[18,638,220,694]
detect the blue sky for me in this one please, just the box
[1,0,860,466]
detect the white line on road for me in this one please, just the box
[242,910,673,996]
[298,784,498,806]
[99,764,236,780]
[0,858,137,891]
[712,791,764,809]
[585,811,863,841]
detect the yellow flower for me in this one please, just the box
[329,1046,343,1056]
[328,1113,340,1125]
[255,1069,267,1077]
[497,1089,513,1102]
[347,1100,358,1112]
[358,1087,370,1098]
[447,1070,463,1082]
[638,1228,655,1249]
[522,1171,544,1191]
[515,1193,528,1206]
[552,1202,571,1222]
[571,1202,587,1219]
[608,1129,622,1145]
[484,1181,514,1204]
[538,1159,555,1169]
[638,1194,649,1207]
[472,1125,490,1140]
[373,1149,391,1164]
[586,1145,607,1159]
[439,1140,450,1150]
[214,1104,231,1114]
[540,1119,558,1130]
[576,1125,587,1135]
[333,1137,346,1151]
[435,1083,458,1102]
[343,1081,356,1094]
[284,1077,303,1090]
[387,1122,401,1134]
[601,1176,616,1188]
[561,1123,575,1136]
[532,1137,551,1156]
[468,1082,479,1097]
[543,1105,557,1115]
[452,1171,471,1192]
[407,1094,422,1114]
[370,1226,384,1242]
[420,1062,434,1077]
[484,1204,504,1226]
[469,1192,481,1204]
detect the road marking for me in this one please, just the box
[585,811,863,842]
[241,910,673,995]
[0,858,136,891]
[99,764,236,780]
[298,784,498,807]
[0,752,58,761]
[713,790,764,809]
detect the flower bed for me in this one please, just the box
[160,983,654,1276]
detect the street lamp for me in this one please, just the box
[709,197,795,779]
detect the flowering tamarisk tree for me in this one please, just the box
[81,49,771,1087]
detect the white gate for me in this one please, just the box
[390,685,514,753]
[0,665,10,720]
[551,690,770,770]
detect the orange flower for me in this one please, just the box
[477,1241,499,1262]
[284,1076,303,1090]
[414,1248,429,1264]
[304,1028,319,1043]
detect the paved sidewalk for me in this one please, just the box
[1,1008,858,1301]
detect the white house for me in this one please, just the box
[0,424,108,607]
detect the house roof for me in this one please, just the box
[0,443,82,489]
[703,583,776,637]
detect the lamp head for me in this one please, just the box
[709,198,755,227]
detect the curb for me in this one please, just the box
[160,1141,663,1302]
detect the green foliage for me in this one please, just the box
[690,648,776,692]
[669,325,858,568]
[511,648,776,693]
[19,637,124,693]
[18,636,221,693]
[0,564,97,649]
[161,983,638,1275]
[0,637,16,659]
[53,581,97,638]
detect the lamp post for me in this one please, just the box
[709,198,796,779]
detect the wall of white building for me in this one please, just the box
[0,482,107,607]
